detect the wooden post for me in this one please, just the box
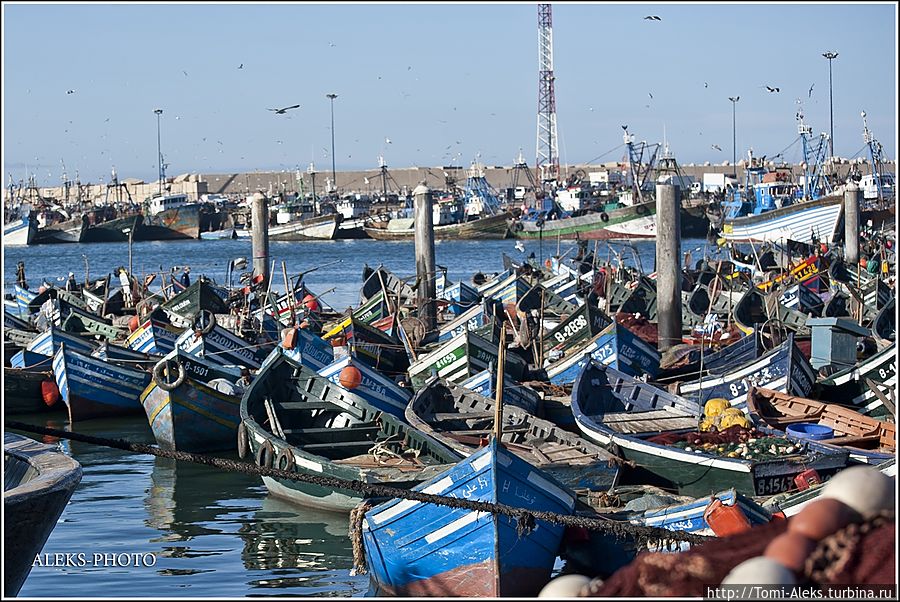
[844,182,860,265]
[281,261,296,326]
[494,322,507,441]
[655,183,682,351]
[251,191,270,291]
[413,181,436,331]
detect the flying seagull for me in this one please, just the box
[712,144,723,151]
[765,86,780,93]
[238,63,243,69]
[183,70,188,77]
[267,104,301,114]
[66,89,75,94]
[704,82,708,88]
[621,124,628,131]
[648,92,653,99]
[644,15,661,20]
[808,83,814,98]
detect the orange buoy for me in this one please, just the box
[339,365,363,389]
[330,335,347,347]
[302,294,320,312]
[128,315,140,332]
[41,380,61,407]
[860,257,868,269]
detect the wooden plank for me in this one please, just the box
[283,425,381,436]
[279,401,340,411]
[303,441,377,450]
[433,411,496,421]
[444,424,530,436]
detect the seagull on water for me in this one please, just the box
[515,241,525,253]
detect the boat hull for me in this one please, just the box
[141,378,242,453]
[4,432,82,596]
[4,368,62,414]
[82,213,143,242]
[53,344,150,421]
[269,214,341,241]
[511,202,707,240]
[3,216,37,245]
[720,194,844,245]
[137,204,201,240]
[362,439,575,597]
[364,212,512,240]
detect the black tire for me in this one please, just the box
[635,204,650,216]
[515,222,524,233]
[599,212,609,223]
[153,358,185,391]
[536,218,545,229]
[193,309,216,334]
[237,422,249,460]
[276,448,294,472]
[256,440,275,469]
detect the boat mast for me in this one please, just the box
[861,111,887,204]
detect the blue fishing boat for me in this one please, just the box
[437,280,481,316]
[9,349,53,370]
[655,331,760,382]
[13,285,38,317]
[140,349,244,452]
[459,369,542,416]
[317,355,410,421]
[4,308,33,332]
[361,437,576,597]
[436,302,490,343]
[175,323,271,369]
[52,343,151,421]
[281,326,336,372]
[544,321,661,385]
[125,315,181,355]
[24,326,98,359]
[671,333,816,410]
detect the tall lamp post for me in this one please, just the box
[728,96,740,177]
[822,51,839,158]
[154,108,164,195]
[326,93,338,196]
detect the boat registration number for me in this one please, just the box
[754,474,794,495]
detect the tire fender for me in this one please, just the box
[193,309,216,335]
[153,358,185,391]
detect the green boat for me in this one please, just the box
[408,329,528,390]
[817,344,896,419]
[239,346,462,512]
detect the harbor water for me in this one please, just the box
[5,237,713,597]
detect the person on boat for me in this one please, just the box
[180,266,191,288]
[65,272,79,292]
[236,367,252,389]
[15,261,27,289]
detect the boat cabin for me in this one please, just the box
[147,193,192,216]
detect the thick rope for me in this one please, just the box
[6,421,710,547]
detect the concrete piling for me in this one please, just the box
[251,191,270,290]
[843,182,860,265]
[655,183,682,351]
[413,181,436,331]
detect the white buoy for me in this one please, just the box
[538,574,592,598]
[720,556,797,585]
[820,465,894,518]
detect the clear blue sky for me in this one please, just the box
[2,2,896,187]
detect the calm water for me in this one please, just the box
[4,236,715,597]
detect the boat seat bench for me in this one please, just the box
[602,409,697,434]
[432,411,496,421]
[282,425,382,436]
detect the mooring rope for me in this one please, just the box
[7,420,711,551]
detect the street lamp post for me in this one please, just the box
[822,51,839,158]
[154,108,164,195]
[326,93,338,196]
[728,96,740,177]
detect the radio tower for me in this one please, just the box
[536,3,559,191]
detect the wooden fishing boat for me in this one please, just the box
[239,347,462,512]
[317,355,411,421]
[406,378,621,492]
[24,326,98,359]
[175,321,272,370]
[543,321,661,385]
[4,432,83,596]
[34,214,88,244]
[873,296,895,345]
[53,298,128,340]
[4,327,39,349]
[140,349,244,452]
[746,387,895,464]
[124,313,181,355]
[732,287,809,336]
[435,302,491,343]
[268,213,341,241]
[437,279,481,316]
[360,265,416,306]
[670,333,816,411]
[408,329,528,389]
[4,368,62,415]
[4,308,34,332]
[361,437,576,597]
[816,344,896,419]
[509,200,658,241]
[363,211,512,241]
[459,369,542,416]
[9,348,54,370]
[541,301,611,362]
[53,343,151,421]
[570,359,850,497]
[159,279,230,327]
[279,326,336,372]
[655,331,761,383]
[322,315,410,378]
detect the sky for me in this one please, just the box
[2,1,897,188]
